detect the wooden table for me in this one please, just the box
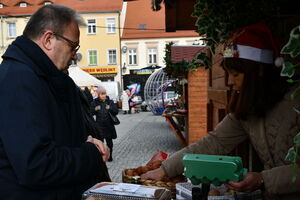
[162,112,187,147]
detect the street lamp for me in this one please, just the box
[122,62,127,73]
[120,62,127,90]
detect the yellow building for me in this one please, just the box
[77,11,121,82]
[0,0,123,82]
[0,6,31,59]
[0,16,28,58]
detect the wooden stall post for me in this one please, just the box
[187,67,208,144]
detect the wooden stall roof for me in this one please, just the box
[171,45,207,63]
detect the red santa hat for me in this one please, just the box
[223,22,284,67]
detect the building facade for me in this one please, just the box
[0,0,123,83]
[0,0,205,97]
[120,0,204,94]
[77,11,121,82]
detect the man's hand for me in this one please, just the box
[227,172,264,192]
[86,135,110,162]
[95,105,100,111]
[140,167,166,181]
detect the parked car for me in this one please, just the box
[157,91,178,106]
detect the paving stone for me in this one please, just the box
[106,111,182,182]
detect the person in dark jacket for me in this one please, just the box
[0,4,110,200]
[83,86,94,104]
[92,86,119,162]
[79,87,105,141]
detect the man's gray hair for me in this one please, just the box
[23,4,85,40]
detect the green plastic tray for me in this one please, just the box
[183,154,247,186]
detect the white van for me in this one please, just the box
[95,81,121,103]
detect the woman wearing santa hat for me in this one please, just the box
[141,22,299,199]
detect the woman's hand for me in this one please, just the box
[140,167,166,181]
[86,135,110,162]
[227,172,264,192]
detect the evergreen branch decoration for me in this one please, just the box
[281,26,300,78]
[281,25,300,58]
[283,25,300,182]
[153,0,281,69]
[192,0,280,56]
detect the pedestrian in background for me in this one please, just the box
[92,86,119,162]
[0,4,110,200]
[83,86,94,104]
[79,86,105,141]
[127,89,133,114]
[121,90,130,114]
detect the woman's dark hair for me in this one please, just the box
[23,4,85,40]
[223,58,291,120]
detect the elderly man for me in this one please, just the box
[0,4,110,200]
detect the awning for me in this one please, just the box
[68,66,102,87]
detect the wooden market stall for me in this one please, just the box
[166,44,227,146]
[159,0,300,171]
[122,0,300,174]
[163,45,208,146]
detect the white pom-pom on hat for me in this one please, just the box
[274,57,284,67]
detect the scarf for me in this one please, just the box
[12,36,87,145]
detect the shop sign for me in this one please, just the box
[81,66,118,74]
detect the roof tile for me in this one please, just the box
[122,0,198,39]
[171,46,207,63]
[0,0,123,16]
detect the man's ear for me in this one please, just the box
[40,31,54,51]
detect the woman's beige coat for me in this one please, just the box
[161,88,300,200]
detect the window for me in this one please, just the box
[88,50,97,65]
[44,1,52,5]
[139,24,146,30]
[106,18,116,34]
[7,23,16,38]
[167,92,177,99]
[148,48,157,64]
[128,49,137,65]
[0,4,3,8]
[87,19,96,34]
[108,49,117,65]
[19,3,27,7]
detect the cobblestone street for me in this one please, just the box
[106,111,182,183]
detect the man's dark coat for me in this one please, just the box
[0,36,109,200]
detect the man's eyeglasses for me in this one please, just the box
[53,32,80,53]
